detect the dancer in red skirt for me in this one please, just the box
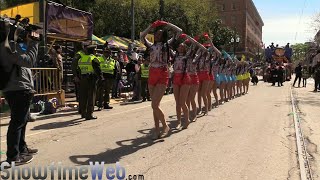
[140,21,182,139]
[172,43,192,129]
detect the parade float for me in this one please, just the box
[263,45,293,82]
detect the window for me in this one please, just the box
[231,16,236,25]
[222,4,225,11]
[232,3,236,10]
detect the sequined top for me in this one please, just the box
[173,55,188,74]
[149,42,169,68]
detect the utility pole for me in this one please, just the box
[131,0,135,42]
[159,0,164,20]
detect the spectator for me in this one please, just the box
[277,66,284,87]
[270,64,278,86]
[313,60,320,92]
[293,63,302,87]
[140,56,151,101]
[54,45,63,84]
[1,34,39,165]
[130,56,143,101]
[112,50,124,98]
[166,63,174,94]
[125,58,136,91]
[302,65,309,87]
[130,47,139,61]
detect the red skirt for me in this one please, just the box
[173,73,191,86]
[190,74,199,85]
[148,67,169,86]
[198,71,210,82]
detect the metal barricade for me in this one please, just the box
[31,68,62,96]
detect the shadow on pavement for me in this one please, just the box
[69,128,164,165]
[69,119,187,165]
[0,111,80,127]
[31,117,86,130]
[297,96,320,107]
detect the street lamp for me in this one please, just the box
[231,36,240,58]
[131,0,135,42]
[160,0,164,20]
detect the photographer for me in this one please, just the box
[0,26,39,164]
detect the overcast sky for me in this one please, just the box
[253,0,320,46]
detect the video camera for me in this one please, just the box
[0,14,42,43]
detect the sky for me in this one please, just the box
[253,0,320,46]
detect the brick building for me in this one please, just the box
[215,0,264,58]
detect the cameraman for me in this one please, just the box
[0,32,39,165]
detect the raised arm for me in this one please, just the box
[192,48,203,64]
[186,44,194,57]
[140,24,153,48]
[14,42,39,68]
[167,23,183,45]
[186,35,207,52]
[208,39,221,57]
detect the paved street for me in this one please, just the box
[0,80,308,179]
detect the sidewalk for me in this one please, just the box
[292,78,320,176]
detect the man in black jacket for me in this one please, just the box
[293,63,302,87]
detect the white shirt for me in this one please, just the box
[131,52,139,61]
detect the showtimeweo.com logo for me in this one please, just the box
[0,161,144,180]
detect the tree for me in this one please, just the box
[2,0,35,8]
[1,0,220,41]
[0,0,7,9]
[311,12,320,33]
[291,43,309,63]
[207,19,239,50]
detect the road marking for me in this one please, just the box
[290,86,313,180]
[1,99,174,143]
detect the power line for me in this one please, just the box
[294,0,308,42]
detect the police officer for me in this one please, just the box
[96,47,119,110]
[72,43,87,104]
[72,45,101,120]
[140,56,151,102]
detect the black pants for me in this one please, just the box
[315,78,320,91]
[4,90,33,160]
[278,76,283,86]
[293,75,302,87]
[271,75,277,85]
[74,81,80,102]
[79,75,97,117]
[141,78,150,99]
[133,74,141,100]
[302,78,307,87]
[97,77,114,107]
[112,79,120,98]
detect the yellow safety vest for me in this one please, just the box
[98,56,115,74]
[78,54,96,74]
[141,64,149,78]
[76,51,85,57]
